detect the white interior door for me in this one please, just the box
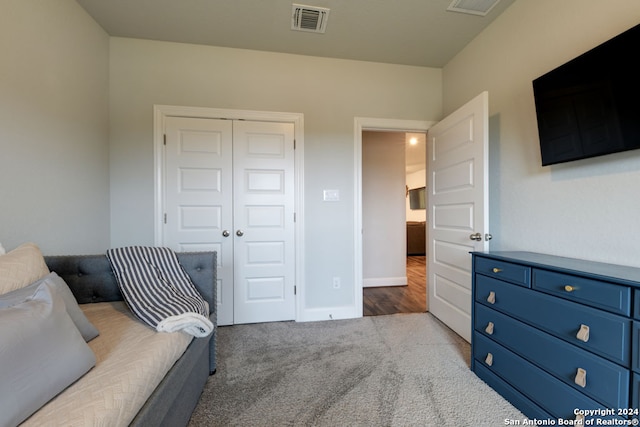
[232,121,296,324]
[164,117,234,325]
[427,91,489,343]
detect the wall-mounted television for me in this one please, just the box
[532,23,640,166]
[409,187,425,210]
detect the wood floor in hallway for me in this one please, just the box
[363,256,426,316]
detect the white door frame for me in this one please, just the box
[154,105,305,321]
[354,117,435,317]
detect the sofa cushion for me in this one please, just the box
[0,242,50,295]
[0,272,99,342]
[21,301,192,427]
[0,281,96,427]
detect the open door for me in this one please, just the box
[427,92,489,343]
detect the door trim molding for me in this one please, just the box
[354,117,435,317]
[153,105,305,322]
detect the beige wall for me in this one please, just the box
[443,0,640,267]
[362,131,407,287]
[108,38,442,313]
[0,0,110,254]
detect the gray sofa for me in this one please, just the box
[43,251,217,427]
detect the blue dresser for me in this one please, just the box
[471,251,640,423]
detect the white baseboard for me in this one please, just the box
[363,276,407,288]
[298,305,361,322]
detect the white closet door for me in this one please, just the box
[163,117,296,325]
[164,117,234,325]
[232,120,296,324]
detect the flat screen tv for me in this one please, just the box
[532,23,640,166]
[409,187,425,210]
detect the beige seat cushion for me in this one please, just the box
[22,301,192,427]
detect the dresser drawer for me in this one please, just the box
[474,256,531,287]
[532,268,631,316]
[473,363,554,421]
[476,274,631,366]
[474,333,619,422]
[475,304,629,408]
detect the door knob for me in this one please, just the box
[236,230,244,237]
[222,230,230,237]
[469,233,482,241]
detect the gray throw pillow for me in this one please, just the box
[0,281,96,427]
[0,272,99,341]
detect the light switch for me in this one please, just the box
[323,189,340,201]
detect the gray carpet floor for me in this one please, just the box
[188,313,525,426]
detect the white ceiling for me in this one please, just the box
[75,0,515,67]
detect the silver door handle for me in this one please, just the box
[236,230,244,237]
[222,230,230,237]
[470,233,482,241]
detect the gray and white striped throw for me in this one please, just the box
[106,246,213,337]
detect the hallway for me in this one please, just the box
[363,256,426,316]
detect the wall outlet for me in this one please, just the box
[332,276,341,289]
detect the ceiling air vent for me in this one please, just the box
[447,0,501,16]
[291,4,330,33]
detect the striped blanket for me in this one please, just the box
[106,246,213,337]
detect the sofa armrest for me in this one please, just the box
[174,252,217,317]
[178,252,217,373]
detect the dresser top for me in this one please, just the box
[472,251,640,287]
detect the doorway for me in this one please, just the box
[355,93,489,337]
[354,117,434,317]
[361,130,427,316]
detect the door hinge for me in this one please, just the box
[294,212,296,222]
[293,139,296,150]
[163,134,167,145]
[164,213,167,224]
[294,285,297,295]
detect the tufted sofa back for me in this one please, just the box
[44,252,217,315]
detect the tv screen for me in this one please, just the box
[532,23,640,166]
[409,187,425,210]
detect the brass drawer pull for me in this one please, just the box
[487,291,496,304]
[492,268,502,273]
[485,322,494,335]
[564,285,575,292]
[576,324,590,343]
[574,368,587,388]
